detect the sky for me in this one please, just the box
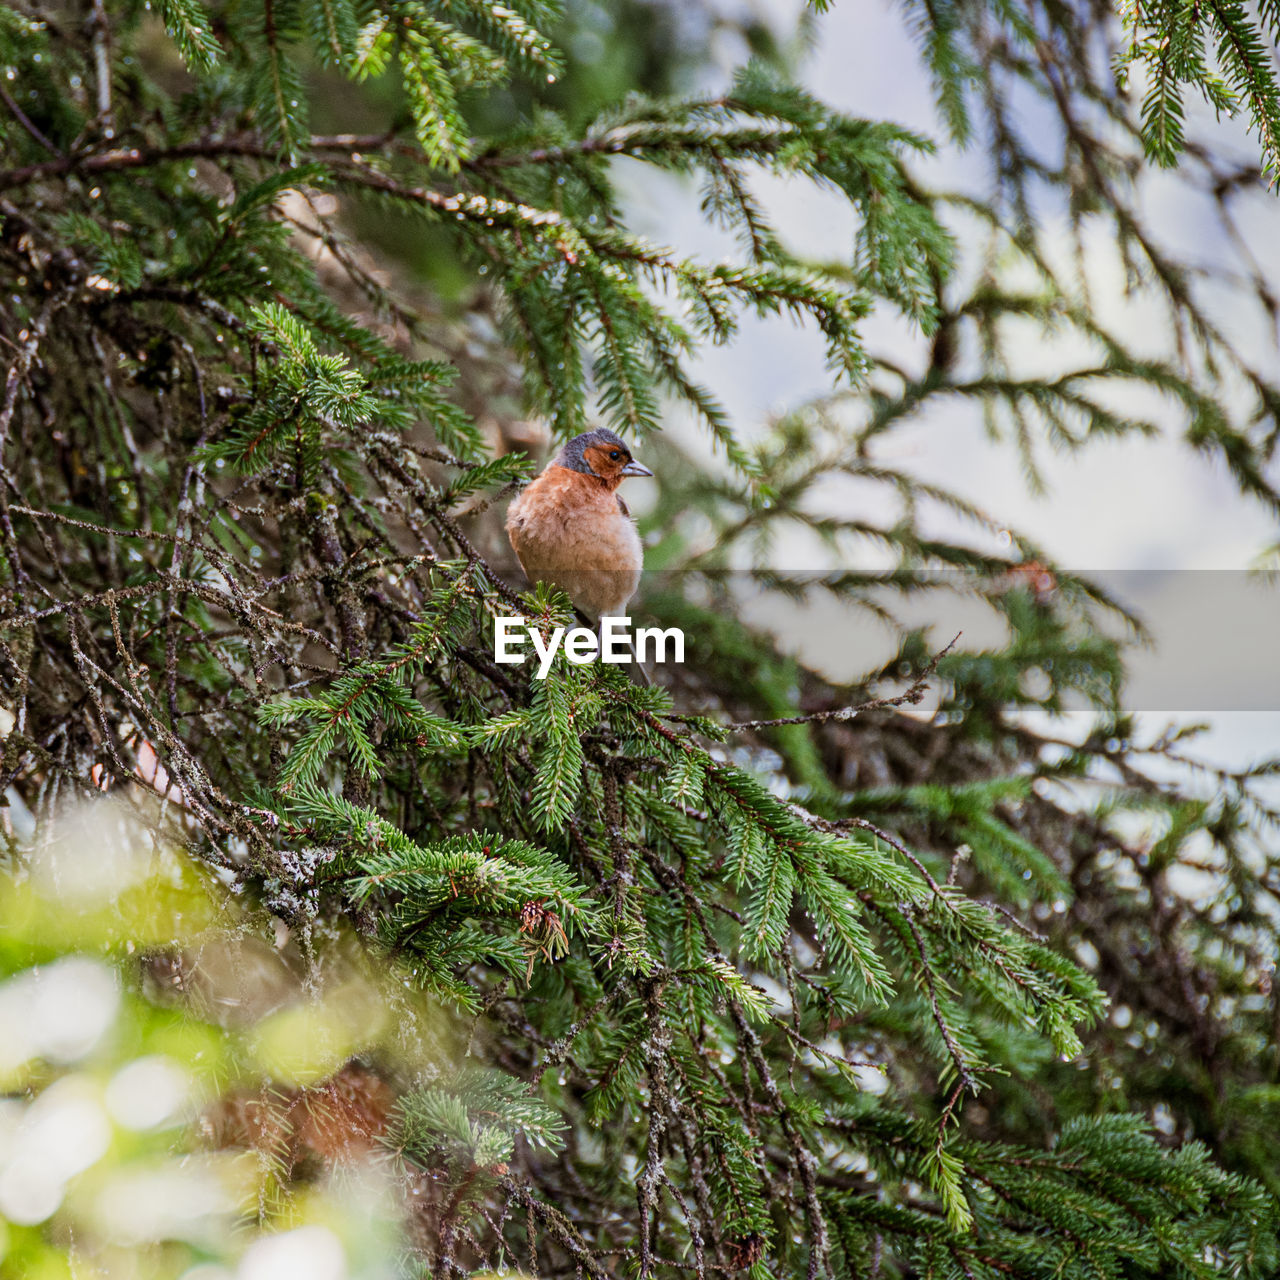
[617,0,1280,774]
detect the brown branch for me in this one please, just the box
[0,83,63,156]
[676,633,961,732]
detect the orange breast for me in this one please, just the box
[506,467,643,616]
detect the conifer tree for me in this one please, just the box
[1,0,1279,1277]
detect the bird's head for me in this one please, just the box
[554,428,653,487]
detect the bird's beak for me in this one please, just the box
[620,459,653,477]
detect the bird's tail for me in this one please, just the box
[593,616,653,686]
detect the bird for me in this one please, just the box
[505,427,652,619]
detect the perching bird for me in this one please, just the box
[505,427,652,618]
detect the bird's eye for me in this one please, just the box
[609,450,621,460]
